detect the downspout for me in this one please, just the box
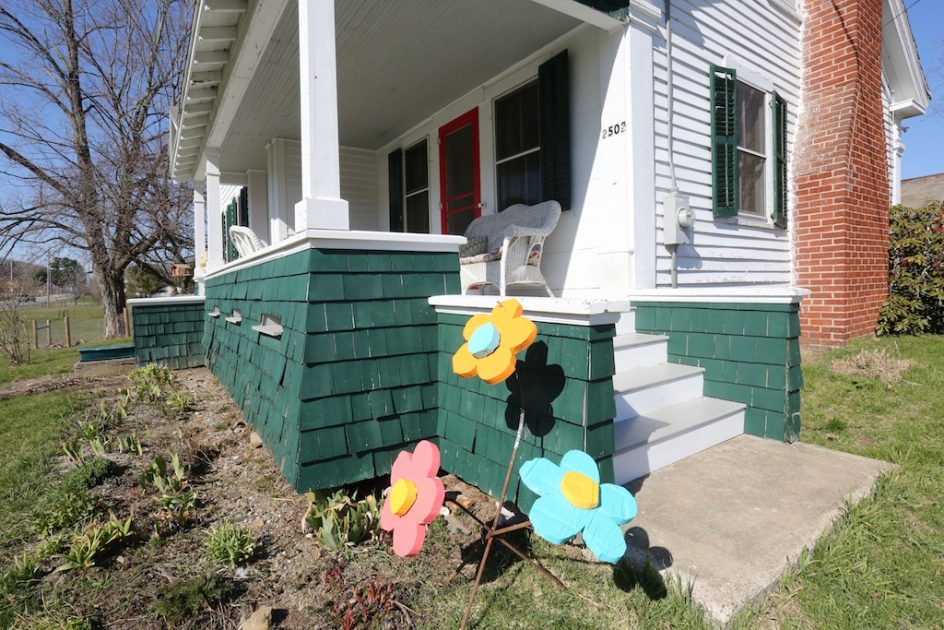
[665,0,679,288]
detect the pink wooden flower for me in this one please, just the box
[380,440,445,557]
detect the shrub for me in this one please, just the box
[878,202,944,335]
[305,489,381,551]
[204,521,256,568]
[72,458,120,488]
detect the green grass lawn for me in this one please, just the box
[0,391,86,565]
[735,335,944,628]
[22,301,109,346]
[0,347,79,385]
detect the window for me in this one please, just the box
[403,140,430,232]
[710,65,788,226]
[495,80,542,211]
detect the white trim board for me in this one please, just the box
[127,296,206,306]
[429,295,630,326]
[627,287,810,304]
[203,230,466,280]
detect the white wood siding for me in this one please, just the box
[652,1,801,287]
[340,147,379,230]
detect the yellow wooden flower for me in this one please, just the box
[452,299,537,384]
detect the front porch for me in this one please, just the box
[171,0,660,298]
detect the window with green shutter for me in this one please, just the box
[709,64,788,227]
[388,149,404,232]
[538,50,571,211]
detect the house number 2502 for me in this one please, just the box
[601,122,626,139]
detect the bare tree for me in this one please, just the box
[0,0,192,338]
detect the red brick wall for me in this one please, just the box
[794,0,890,346]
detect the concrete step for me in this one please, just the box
[614,332,669,372]
[614,308,635,335]
[612,396,745,484]
[613,362,704,421]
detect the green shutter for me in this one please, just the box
[772,92,788,228]
[220,211,228,263]
[710,65,738,218]
[539,50,571,211]
[225,199,238,261]
[388,149,404,232]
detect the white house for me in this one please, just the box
[142,0,928,494]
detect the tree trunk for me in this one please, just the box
[98,268,127,339]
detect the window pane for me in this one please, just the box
[446,209,475,236]
[405,191,429,233]
[497,152,542,211]
[738,151,766,216]
[737,82,765,154]
[404,140,428,195]
[444,125,474,198]
[495,81,539,160]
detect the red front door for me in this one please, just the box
[438,108,480,235]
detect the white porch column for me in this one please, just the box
[192,186,207,295]
[295,0,349,231]
[205,149,225,271]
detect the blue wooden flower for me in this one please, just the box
[520,450,637,564]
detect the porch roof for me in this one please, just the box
[170,0,638,182]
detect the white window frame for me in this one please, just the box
[492,78,541,212]
[402,138,431,233]
[724,57,778,227]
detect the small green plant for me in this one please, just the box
[142,454,196,527]
[153,575,233,626]
[305,489,381,551]
[33,482,98,535]
[55,513,135,572]
[88,436,110,457]
[204,520,256,568]
[72,458,120,488]
[166,392,190,413]
[128,364,174,404]
[115,433,143,455]
[62,437,85,467]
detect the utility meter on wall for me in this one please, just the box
[663,192,693,246]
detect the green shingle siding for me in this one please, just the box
[633,301,802,442]
[132,302,205,369]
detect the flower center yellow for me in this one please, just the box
[560,471,600,509]
[389,478,418,516]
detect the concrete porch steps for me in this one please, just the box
[609,328,744,485]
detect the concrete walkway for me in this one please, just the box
[625,435,894,625]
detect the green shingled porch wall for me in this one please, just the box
[203,248,461,491]
[633,302,803,442]
[131,302,205,369]
[435,314,617,513]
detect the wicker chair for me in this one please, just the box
[459,201,561,296]
[228,226,267,259]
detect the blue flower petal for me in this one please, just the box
[598,483,638,525]
[519,457,563,497]
[582,510,627,564]
[559,450,600,484]
[528,495,593,544]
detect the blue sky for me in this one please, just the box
[901,0,942,179]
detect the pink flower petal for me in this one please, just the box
[407,440,441,479]
[379,497,400,532]
[403,476,445,526]
[392,522,427,557]
[390,450,413,483]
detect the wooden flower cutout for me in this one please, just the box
[380,440,445,557]
[451,299,538,384]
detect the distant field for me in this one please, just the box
[20,300,114,346]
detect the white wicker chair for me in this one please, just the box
[228,226,267,258]
[459,201,561,297]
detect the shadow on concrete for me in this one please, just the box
[613,526,674,600]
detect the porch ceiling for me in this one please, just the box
[217,0,581,173]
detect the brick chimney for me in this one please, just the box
[794,0,890,346]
